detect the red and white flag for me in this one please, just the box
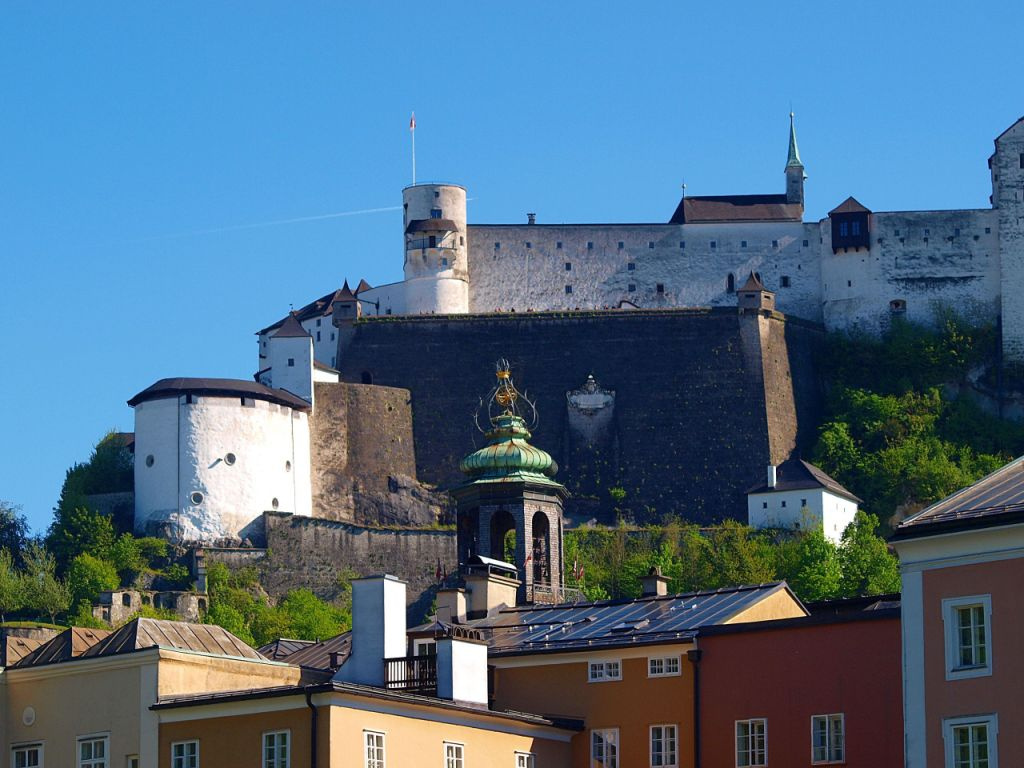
[410,112,416,131]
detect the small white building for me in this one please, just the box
[747,459,860,543]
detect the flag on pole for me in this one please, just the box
[410,112,416,131]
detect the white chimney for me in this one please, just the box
[436,629,489,706]
[767,464,777,489]
[335,574,406,687]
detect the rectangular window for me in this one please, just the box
[648,656,681,677]
[565,285,573,295]
[781,276,791,287]
[945,715,998,768]
[627,262,636,271]
[413,638,437,656]
[316,318,321,327]
[762,501,768,509]
[944,595,992,679]
[430,208,442,218]
[680,241,685,249]
[781,500,787,508]
[565,262,572,271]
[441,257,448,267]
[1020,152,1024,169]
[591,729,619,768]
[515,753,535,768]
[588,660,622,682]
[128,758,140,768]
[803,239,809,247]
[772,239,779,248]
[656,283,665,294]
[287,358,295,367]
[443,742,464,768]
[78,736,108,768]
[710,241,716,248]
[651,725,678,768]
[741,241,747,248]
[628,284,636,293]
[587,242,594,250]
[812,714,844,764]
[12,745,42,768]
[525,242,532,249]
[172,741,199,768]
[736,720,766,768]
[263,731,290,768]
[364,731,385,768]
[851,221,861,236]
[495,242,501,249]
[955,228,961,236]
[839,222,849,236]
[316,331,321,341]
[648,241,655,249]
[618,241,625,249]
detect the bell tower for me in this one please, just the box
[451,360,568,605]
[785,112,806,207]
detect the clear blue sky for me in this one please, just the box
[2,2,1022,533]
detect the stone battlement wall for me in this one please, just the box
[336,308,823,524]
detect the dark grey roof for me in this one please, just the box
[128,378,311,411]
[892,455,1024,540]
[256,637,316,661]
[669,194,802,224]
[272,313,311,338]
[405,218,458,234]
[80,618,268,661]
[11,627,111,668]
[257,288,348,335]
[281,632,351,670]
[747,459,861,502]
[423,582,802,656]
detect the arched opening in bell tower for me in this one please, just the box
[531,511,551,585]
[490,509,516,563]
[458,508,480,564]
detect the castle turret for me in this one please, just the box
[402,183,470,315]
[266,312,314,406]
[451,360,567,605]
[785,112,806,207]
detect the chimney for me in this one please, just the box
[527,212,536,225]
[640,566,670,598]
[767,464,777,489]
[436,627,489,706]
[435,587,466,624]
[464,568,520,620]
[335,574,406,687]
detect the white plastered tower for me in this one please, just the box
[402,183,470,314]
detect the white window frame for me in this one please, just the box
[443,741,464,768]
[171,741,199,768]
[811,713,844,764]
[363,731,385,768]
[262,730,290,768]
[591,728,619,768]
[413,638,437,657]
[11,743,43,768]
[735,719,767,768]
[515,752,535,768]
[648,655,681,678]
[942,595,993,680]
[588,659,622,682]
[943,714,998,768]
[650,724,678,768]
[77,734,109,768]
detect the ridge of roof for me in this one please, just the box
[256,288,346,335]
[356,279,373,293]
[829,196,871,215]
[747,458,861,502]
[272,312,312,338]
[128,378,311,411]
[81,618,267,661]
[739,271,766,292]
[11,627,111,668]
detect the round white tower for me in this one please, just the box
[402,183,470,314]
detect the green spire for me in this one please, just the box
[786,112,803,169]
[459,413,559,484]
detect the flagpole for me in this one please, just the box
[410,111,417,185]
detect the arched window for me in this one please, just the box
[531,511,551,585]
[727,273,735,293]
[458,508,480,564]
[489,510,516,564]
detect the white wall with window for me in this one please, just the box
[263,731,290,768]
[943,595,992,680]
[587,660,622,682]
[171,740,199,768]
[11,743,43,768]
[443,741,464,768]
[364,731,385,768]
[77,735,109,768]
[650,724,678,767]
[944,714,997,768]
[515,752,535,768]
[747,488,857,544]
[812,714,844,764]
[736,719,766,768]
[591,728,619,768]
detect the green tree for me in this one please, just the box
[67,553,120,609]
[705,520,777,588]
[22,544,71,623]
[785,530,842,602]
[0,502,30,566]
[839,512,901,597]
[279,589,350,643]
[46,505,116,573]
[0,548,25,623]
[108,534,143,583]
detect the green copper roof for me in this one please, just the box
[786,112,803,169]
[459,413,560,486]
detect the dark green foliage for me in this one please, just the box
[812,316,1024,525]
[0,549,25,623]
[0,502,30,566]
[22,544,71,623]
[46,506,116,575]
[839,512,900,596]
[67,553,119,608]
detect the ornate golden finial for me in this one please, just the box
[474,358,538,434]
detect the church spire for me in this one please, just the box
[786,111,803,169]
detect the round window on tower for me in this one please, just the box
[224,452,237,466]
[271,497,280,510]
[145,454,155,467]
[190,491,204,506]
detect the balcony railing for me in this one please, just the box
[384,654,437,695]
[407,238,457,252]
[528,582,585,605]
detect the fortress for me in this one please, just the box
[128,113,1024,550]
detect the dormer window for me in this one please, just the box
[829,197,872,253]
[430,208,442,218]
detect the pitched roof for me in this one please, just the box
[3,635,45,666]
[669,194,802,224]
[12,627,111,667]
[128,378,311,411]
[739,272,767,292]
[272,312,311,339]
[256,288,348,335]
[81,618,267,661]
[829,196,871,215]
[336,280,357,302]
[256,637,316,662]
[279,631,351,670]
[416,582,803,657]
[356,279,373,294]
[747,458,861,502]
[892,455,1024,540]
[786,112,803,169]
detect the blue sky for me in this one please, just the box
[2,2,1022,533]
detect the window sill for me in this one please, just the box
[946,664,992,681]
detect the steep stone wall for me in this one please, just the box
[336,308,822,524]
[310,381,450,526]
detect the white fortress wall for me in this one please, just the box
[259,316,338,371]
[133,397,179,536]
[820,209,1000,335]
[357,280,408,317]
[467,221,823,319]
